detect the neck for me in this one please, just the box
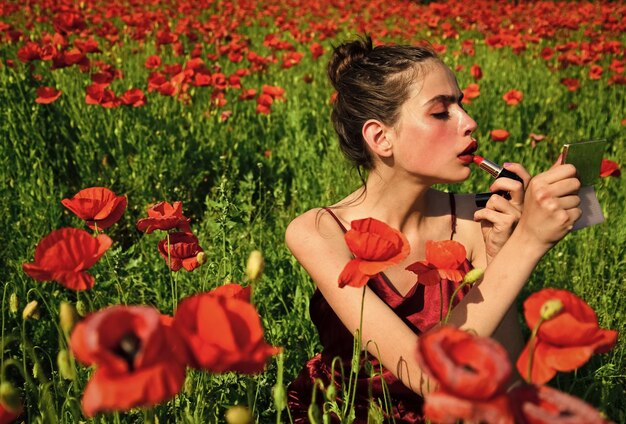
[354,169,433,232]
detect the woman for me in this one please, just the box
[285,36,581,422]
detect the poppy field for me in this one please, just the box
[1,0,625,422]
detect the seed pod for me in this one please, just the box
[196,251,207,266]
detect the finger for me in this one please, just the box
[544,177,581,198]
[556,194,581,210]
[501,163,531,188]
[536,164,578,184]
[489,179,524,205]
[551,153,565,168]
[483,193,523,216]
[473,207,518,229]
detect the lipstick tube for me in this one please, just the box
[474,156,523,208]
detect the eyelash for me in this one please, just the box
[432,111,450,120]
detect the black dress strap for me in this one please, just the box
[322,207,348,233]
[449,192,457,240]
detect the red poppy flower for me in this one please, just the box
[136,201,191,234]
[309,42,324,60]
[338,218,410,288]
[589,65,603,80]
[119,88,146,107]
[560,77,580,92]
[173,291,280,373]
[17,41,41,62]
[509,384,611,424]
[85,83,120,108]
[490,129,510,142]
[144,55,161,69]
[69,305,188,417]
[61,187,127,230]
[502,89,523,106]
[416,326,514,424]
[406,240,467,286]
[158,232,204,272]
[600,159,620,177]
[35,86,62,104]
[22,228,112,291]
[470,64,483,80]
[516,288,618,384]
[540,47,554,61]
[462,83,480,104]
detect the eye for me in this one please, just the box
[432,111,450,120]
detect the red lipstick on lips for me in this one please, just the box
[458,140,478,164]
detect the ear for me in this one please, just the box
[362,119,393,158]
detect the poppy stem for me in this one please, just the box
[526,317,545,383]
[167,233,177,313]
[442,281,468,324]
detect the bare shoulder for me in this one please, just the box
[285,208,351,260]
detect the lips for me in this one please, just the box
[459,139,478,156]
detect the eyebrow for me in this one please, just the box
[424,93,464,107]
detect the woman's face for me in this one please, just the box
[387,60,478,184]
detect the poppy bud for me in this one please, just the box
[325,385,336,402]
[225,405,252,424]
[196,251,207,266]
[9,292,18,314]
[57,349,75,380]
[22,300,40,320]
[59,301,79,335]
[33,363,41,379]
[463,268,485,285]
[0,381,22,414]
[272,383,287,412]
[245,250,264,282]
[540,299,564,321]
[75,300,88,317]
[307,402,322,424]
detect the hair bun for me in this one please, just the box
[327,35,373,89]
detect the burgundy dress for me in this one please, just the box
[287,194,472,423]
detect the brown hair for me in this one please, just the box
[328,35,439,171]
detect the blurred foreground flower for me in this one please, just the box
[509,384,614,424]
[406,240,468,286]
[0,382,23,423]
[173,286,280,373]
[158,232,204,271]
[517,288,618,384]
[61,187,127,230]
[70,305,188,417]
[136,201,191,234]
[416,325,514,423]
[23,228,112,291]
[337,217,409,288]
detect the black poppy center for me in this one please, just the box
[113,332,141,371]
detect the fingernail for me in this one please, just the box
[503,162,512,167]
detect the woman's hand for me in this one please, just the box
[473,163,531,261]
[515,163,582,250]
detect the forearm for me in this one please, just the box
[446,229,547,336]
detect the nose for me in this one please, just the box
[459,107,477,137]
